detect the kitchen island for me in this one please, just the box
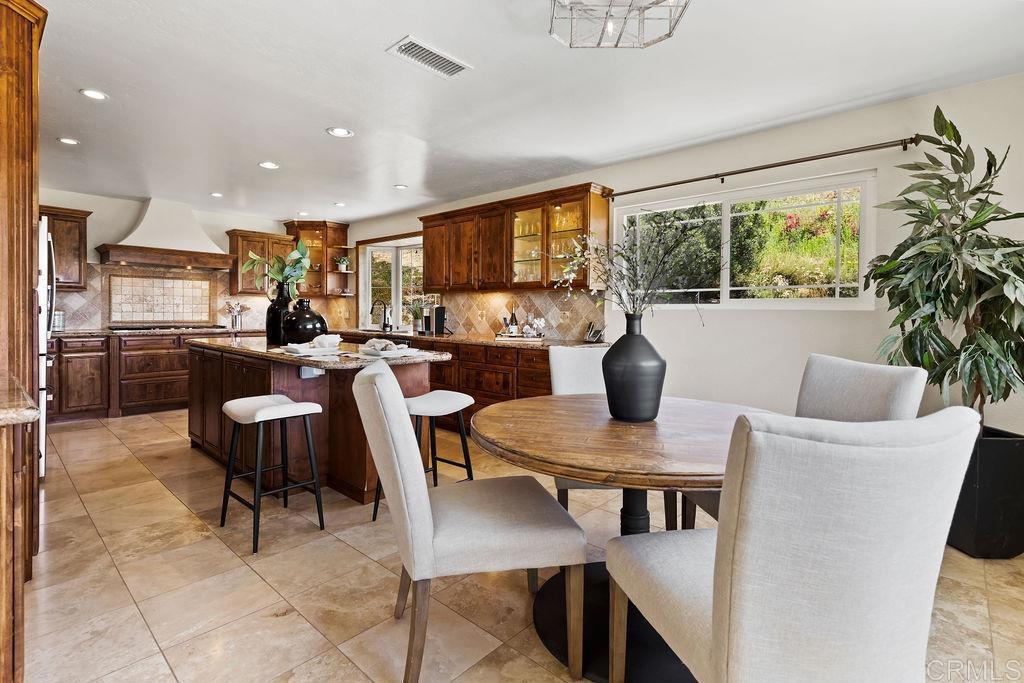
[186,336,451,503]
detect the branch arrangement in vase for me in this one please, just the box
[865,106,1024,421]
[242,240,311,300]
[553,208,722,316]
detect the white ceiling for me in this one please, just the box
[38,0,1024,223]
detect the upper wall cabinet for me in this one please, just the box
[227,229,296,295]
[282,220,353,298]
[41,205,91,291]
[418,182,610,294]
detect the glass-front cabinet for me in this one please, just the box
[545,197,586,287]
[510,203,545,287]
[283,220,353,298]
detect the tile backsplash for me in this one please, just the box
[109,275,211,323]
[441,289,604,340]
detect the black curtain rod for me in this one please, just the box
[606,135,921,200]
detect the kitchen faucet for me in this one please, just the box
[370,299,392,332]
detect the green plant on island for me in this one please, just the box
[865,107,1024,421]
[242,239,311,300]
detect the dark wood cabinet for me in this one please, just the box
[447,216,477,291]
[476,209,510,289]
[202,350,223,455]
[282,220,352,298]
[41,205,90,291]
[58,341,108,415]
[419,182,610,293]
[423,222,448,293]
[227,229,296,295]
[188,349,203,442]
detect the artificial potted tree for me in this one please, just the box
[865,107,1024,558]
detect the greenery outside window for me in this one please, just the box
[361,245,439,328]
[613,171,876,308]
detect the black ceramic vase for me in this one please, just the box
[282,298,328,344]
[265,282,292,345]
[602,314,666,422]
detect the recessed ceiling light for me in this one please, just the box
[58,137,80,145]
[258,161,280,170]
[333,202,346,207]
[325,127,354,138]
[210,192,223,198]
[297,211,309,217]
[79,88,109,100]
[394,184,408,190]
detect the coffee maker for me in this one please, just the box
[432,306,446,336]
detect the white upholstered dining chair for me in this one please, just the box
[684,352,929,521]
[549,346,681,528]
[607,406,980,683]
[353,360,587,682]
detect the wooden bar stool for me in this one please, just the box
[220,394,325,553]
[372,389,475,521]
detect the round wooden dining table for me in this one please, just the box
[471,394,762,683]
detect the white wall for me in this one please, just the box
[349,72,1024,432]
[39,188,285,260]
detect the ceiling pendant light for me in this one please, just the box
[549,0,694,49]
[325,127,355,138]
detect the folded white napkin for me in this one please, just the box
[311,334,342,348]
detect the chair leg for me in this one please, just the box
[303,415,325,531]
[565,564,584,680]
[372,479,383,522]
[663,490,678,530]
[395,566,412,619]
[557,488,569,510]
[428,417,438,487]
[527,568,539,594]
[220,422,240,527]
[279,418,289,508]
[681,495,697,530]
[456,411,473,480]
[252,422,265,554]
[609,576,628,683]
[404,579,431,683]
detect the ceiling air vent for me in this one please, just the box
[386,35,472,79]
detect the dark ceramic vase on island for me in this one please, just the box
[283,298,328,344]
[602,313,666,422]
[265,282,292,345]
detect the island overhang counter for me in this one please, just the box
[185,336,451,503]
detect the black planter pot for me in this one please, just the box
[265,282,292,345]
[282,298,328,344]
[947,425,1024,559]
[602,314,666,422]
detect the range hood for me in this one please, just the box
[96,198,235,270]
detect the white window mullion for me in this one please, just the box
[721,203,731,303]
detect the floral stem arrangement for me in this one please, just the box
[865,107,1024,422]
[554,210,721,315]
[242,240,311,300]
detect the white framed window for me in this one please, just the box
[359,245,439,329]
[612,170,877,309]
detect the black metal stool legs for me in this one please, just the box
[219,422,240,527]
[303,414,325,531]
[428,417,439,487]
[252,422,265,554]
[219,414,325,554]
[456,411,473,481]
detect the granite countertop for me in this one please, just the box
[52,328,265,338]
[186,336,452,370]
[0,375,39,426]
[333,328,609,349]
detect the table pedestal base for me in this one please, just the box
[533,562,695,683]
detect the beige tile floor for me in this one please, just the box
[27,410,1024,682]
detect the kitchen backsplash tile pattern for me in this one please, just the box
[109,275,210,323]
[441,289,604,340]
[54,264,356,331]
